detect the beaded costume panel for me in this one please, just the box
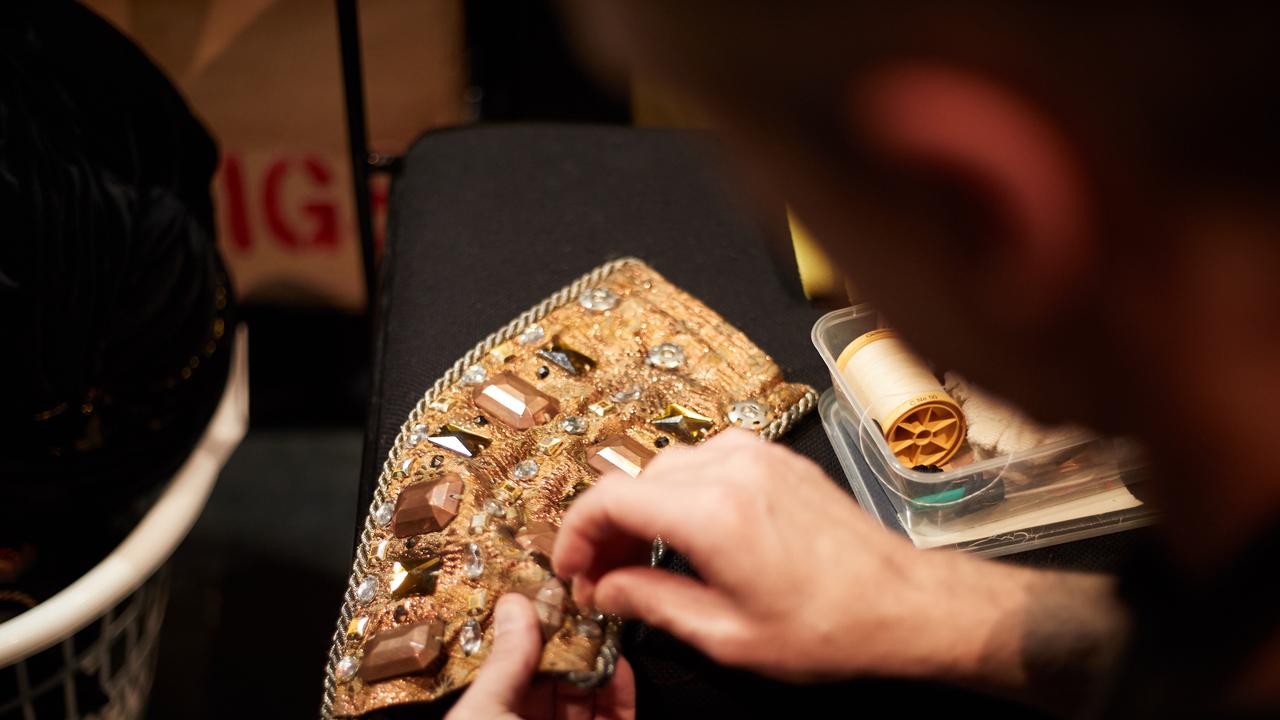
[322,258,817,717]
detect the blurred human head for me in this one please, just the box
[564,2,1280,456]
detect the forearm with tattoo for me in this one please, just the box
[983,569,1130,716]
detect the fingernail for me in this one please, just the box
[571,575,595,609]
[493,595,519,638]
[550,546,579,577]
[593,582,619,614]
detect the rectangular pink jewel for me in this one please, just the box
[585,435,654,478]
[473,372,559,429]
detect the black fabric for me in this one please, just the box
[0,2,232,597]
[363,124,1135,717]
[1103,518,1280,718]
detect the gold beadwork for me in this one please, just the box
[326,259,816,718]
[347,615,370,640]
[537,436,565,455]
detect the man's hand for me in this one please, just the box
[446,594,636,720]
[552,429,1128,710]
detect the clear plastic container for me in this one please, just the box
[812,306,1154,557]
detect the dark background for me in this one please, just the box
[149,3,635,716]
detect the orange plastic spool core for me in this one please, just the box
[883,399,964,467]
[837,329,966,467]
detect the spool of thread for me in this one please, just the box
[837,329,966,467]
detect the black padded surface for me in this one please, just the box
[361,125,834,507]
[360,124,1135,718]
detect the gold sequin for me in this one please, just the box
[587,401,616,417]
[346,615,370,640]
[537,436,564,455]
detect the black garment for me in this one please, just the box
[0,3,232,597]
[1105,522,1280,718]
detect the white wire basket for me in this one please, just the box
[0,330,248,720]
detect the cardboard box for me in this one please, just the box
[85,0,467,309]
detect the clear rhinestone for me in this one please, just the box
[429,398,453,412]
[726,400,770,430]
[611,385,642,403]
[576,617,602,639]
[355,575,378,605]
[483,499,503,515]
[536,583,563,605]
[646,343,686,369]
[464,543,485,579]
[460,619,483,656]
[413,423,428,434]
[462,364,488,385]
[469,513,487,534]
[579,287,618,311]
[335,655,360,682]
[373,502,394,527]
[512,459,539,480]
[408,432,424,446]
[528,578,567,639]
[400,458,414,473]
[560,415,587,435]
[517,324,546,346]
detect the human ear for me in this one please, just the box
[851,62,1096,325]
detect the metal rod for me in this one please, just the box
[336,0,377,307]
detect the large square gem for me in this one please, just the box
[585,435,654,478]
[358,620,445,682]
[473,372,559,429]
[392,474,464,537]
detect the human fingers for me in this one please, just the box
[446,594,543,720]
[551,681,594,720]
[518,679,554,720]
[553,474,702,580]
[593,657,636,720]
[592,566,739,653]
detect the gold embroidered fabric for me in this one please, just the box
[323,258,816,717]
